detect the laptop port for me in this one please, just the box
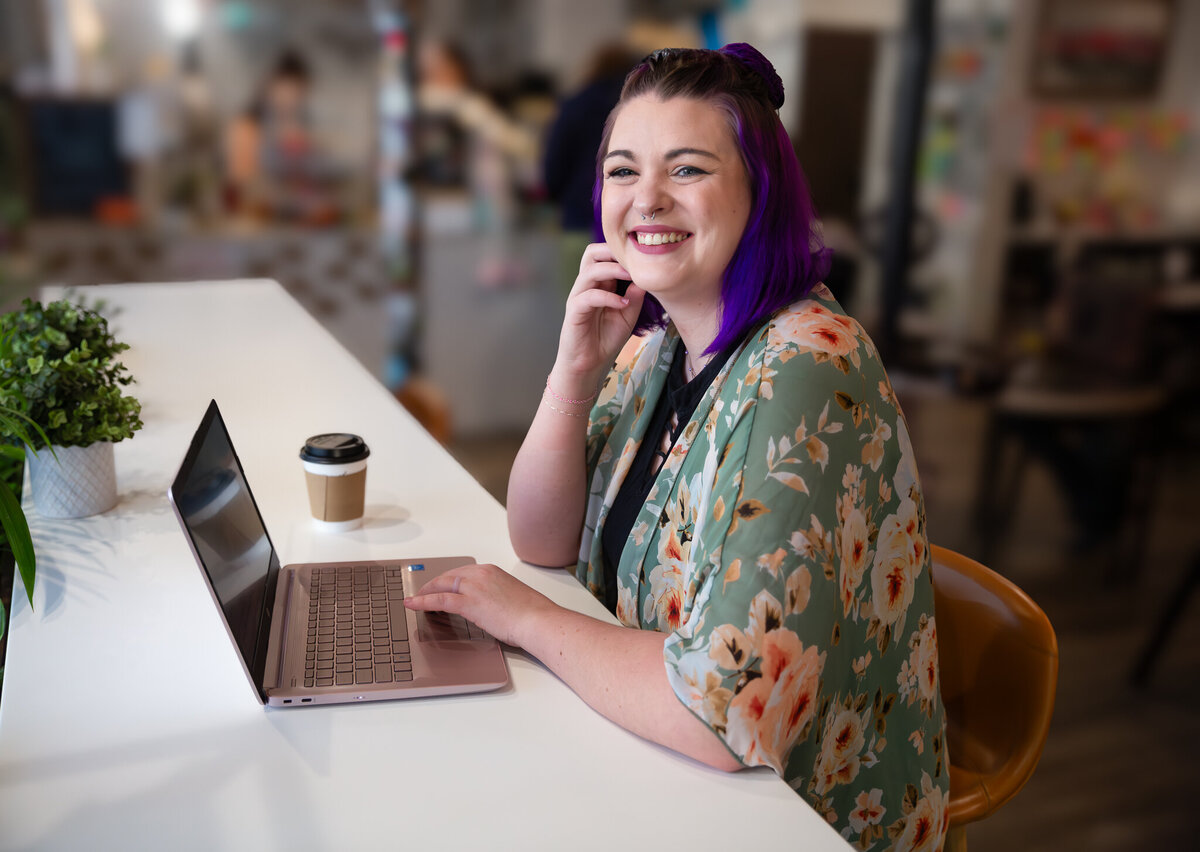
[301,698,313,703]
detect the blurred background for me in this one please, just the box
[0,0,1197,847]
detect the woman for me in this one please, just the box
[406,44,948,850]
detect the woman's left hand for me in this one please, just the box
[402,563,560,648]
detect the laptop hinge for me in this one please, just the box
[267,568,296,691]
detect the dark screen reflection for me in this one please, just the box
[173,408,277,674]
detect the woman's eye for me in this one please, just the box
[673,166,707,178]
[606,167,636,179]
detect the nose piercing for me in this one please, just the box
[640,212,655,221]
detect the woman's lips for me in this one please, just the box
[629,225,692,253]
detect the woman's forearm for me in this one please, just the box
[506,364,606,566]
[506,412,587,565]
[515,604,744,772]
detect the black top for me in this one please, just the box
[299,433,370,464]
[598,333,746,614]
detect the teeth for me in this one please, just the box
[636,231,689,246]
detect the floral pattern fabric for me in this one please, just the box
[578,286,948,850]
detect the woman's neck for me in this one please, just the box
[660,294,720,367]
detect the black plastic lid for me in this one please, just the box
[300,433,370,464]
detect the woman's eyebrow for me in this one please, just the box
[666,147,719,160]
[603,147,720,162]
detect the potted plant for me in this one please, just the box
[0,298,143,519]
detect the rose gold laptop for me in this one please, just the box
[167,400,509,707]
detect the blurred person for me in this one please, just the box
[405,44,947,848]
[543,43,638,292]
[416,39,537,211]
[224,47,340,225]
[415,39,539,288]
[544,44,638,231]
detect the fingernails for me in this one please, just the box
[620,298,630,305]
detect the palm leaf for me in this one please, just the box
[0,474,34,608]
[0,407,53,455]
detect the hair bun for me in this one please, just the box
[720,42,785,110]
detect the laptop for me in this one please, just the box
[168,400,509,707]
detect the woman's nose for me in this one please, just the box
[634,177,671,220]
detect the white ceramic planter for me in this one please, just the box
[26,442,118,519]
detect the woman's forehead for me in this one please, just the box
[607,96,738,157]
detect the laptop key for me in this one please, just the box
[375,665,393,683]
[389,606,409,640]
[355,669,371,685]
[336,673,353,685]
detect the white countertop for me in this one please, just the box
[0,280,847,851]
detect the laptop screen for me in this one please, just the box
[169,401,280,695]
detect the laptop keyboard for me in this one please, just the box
[304,564,413,688]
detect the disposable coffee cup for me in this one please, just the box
[300,433,370,532]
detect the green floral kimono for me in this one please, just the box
[578,286,948,851]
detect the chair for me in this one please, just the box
[931,545,1059,852]
[974,250,1166,577]
[394,375,453,445]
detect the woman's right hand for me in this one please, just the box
[551,243,646,394]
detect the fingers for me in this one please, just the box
[566,286,632,320]
[578,241,619,271]
[621,281,646,317]
[569,243,630,298]
[403,570,466,613]
[411,569,467,597]
[403,592,460,612]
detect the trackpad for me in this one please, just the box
[417,610,487,642]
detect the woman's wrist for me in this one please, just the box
[510,593,571,654]
[546,362,605,406]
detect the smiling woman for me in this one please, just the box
[405,43,948,850]
[599,96,751,333]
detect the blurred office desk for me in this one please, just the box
[0,281,846,851]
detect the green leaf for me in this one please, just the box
[0,473,35,609]
[0,406,53,452]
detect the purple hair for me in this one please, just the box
[592,43,831,355]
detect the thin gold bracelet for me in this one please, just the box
[545,376,598,405]
[542,397,588,418]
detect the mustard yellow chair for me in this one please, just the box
[395,375,453,446]
[930,545,1059,852]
